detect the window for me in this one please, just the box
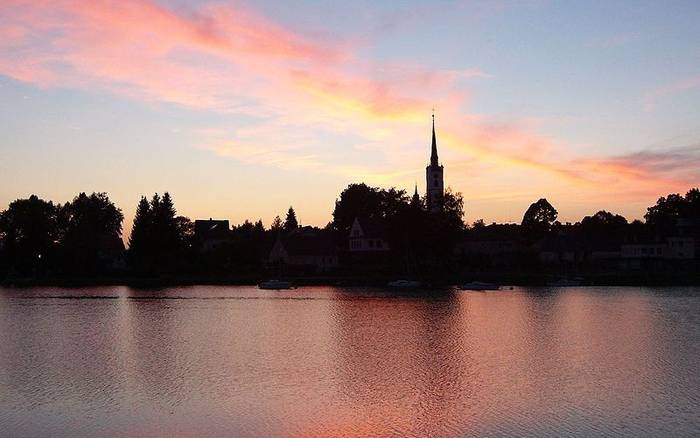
[377,240,383,248]
[369,240,375,248]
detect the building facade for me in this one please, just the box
[348,217,390,252]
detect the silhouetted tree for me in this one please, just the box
[174,216,194,247]
[333,184,381,234]
[154,192,179,255]
[225,220,271,273]
[645,188,700,236]
[580,210,627,232]
[253,219,265,234]
[284,206,299,232]
[576,210,629,251]
[128,192,184,274]
[332,183,408,237]
[522,198,558,239]
[128,196,152,272]
[271,215,283,232]
[60,192,124,274]
[0,195,60,275]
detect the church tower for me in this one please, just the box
[426,113,444,212]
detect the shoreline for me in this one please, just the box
[3,273,700,288]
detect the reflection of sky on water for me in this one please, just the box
[0,286,698,436]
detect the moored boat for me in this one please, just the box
[546,278,582,287]
[258,280,293,290]
[459,281,500,291]
[387,280,421,288]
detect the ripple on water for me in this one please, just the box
[0,285,698,437]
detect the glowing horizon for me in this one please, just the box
[1,0,699,238]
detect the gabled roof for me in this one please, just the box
[352,216,385,238]
[281,227,336,256]
[194,219,230,240]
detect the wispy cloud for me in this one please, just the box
[1,0,697,212]
[644,74,700,111]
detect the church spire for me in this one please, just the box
[426,109,444,212]
[430,111,439,166]
[411,182,421,207]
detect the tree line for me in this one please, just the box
[0,186,698,280]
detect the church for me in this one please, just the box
[350,114,447,254]
[425,113,445,212]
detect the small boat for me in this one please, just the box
[387,280,421,288]
[546,278,582,287]
[459,281,500,291]
[258,280,293,290]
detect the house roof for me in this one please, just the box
[353,216,385,238]
[281,227,337,256]
[194,219,230,240]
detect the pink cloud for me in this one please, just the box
[0,0,696,213]
[644,74,700,111]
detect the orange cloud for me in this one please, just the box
[1,0,696,222]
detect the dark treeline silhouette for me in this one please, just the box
[1,187,699,285]
[0,193,124,278]
[331,183,464,276]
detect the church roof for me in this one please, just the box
[430,113,439,166]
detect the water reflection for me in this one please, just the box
[0,286,698,437]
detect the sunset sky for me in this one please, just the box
[1,0,699,237]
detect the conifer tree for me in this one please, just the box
[128,196,152,272]
[284,206,298,232]
[158,192,179,251]
[271,215,283,232]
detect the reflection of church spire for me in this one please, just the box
[430,111,439,166]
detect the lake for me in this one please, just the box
[0,286,698,437]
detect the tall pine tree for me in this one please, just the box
[128,196,152,272]
[284,206,298,232]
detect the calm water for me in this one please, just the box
[0,286,698,437]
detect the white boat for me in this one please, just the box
[387,280,421,288]
[258,280,293,290]
[459,281,500,291]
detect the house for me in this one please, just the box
[348,217,390,252]
[194,219,230,251]
[667,236,695,259]
[268,227,338,272]
[454,224,529,268]
[539,233,585,264]
[621,237,695,260]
